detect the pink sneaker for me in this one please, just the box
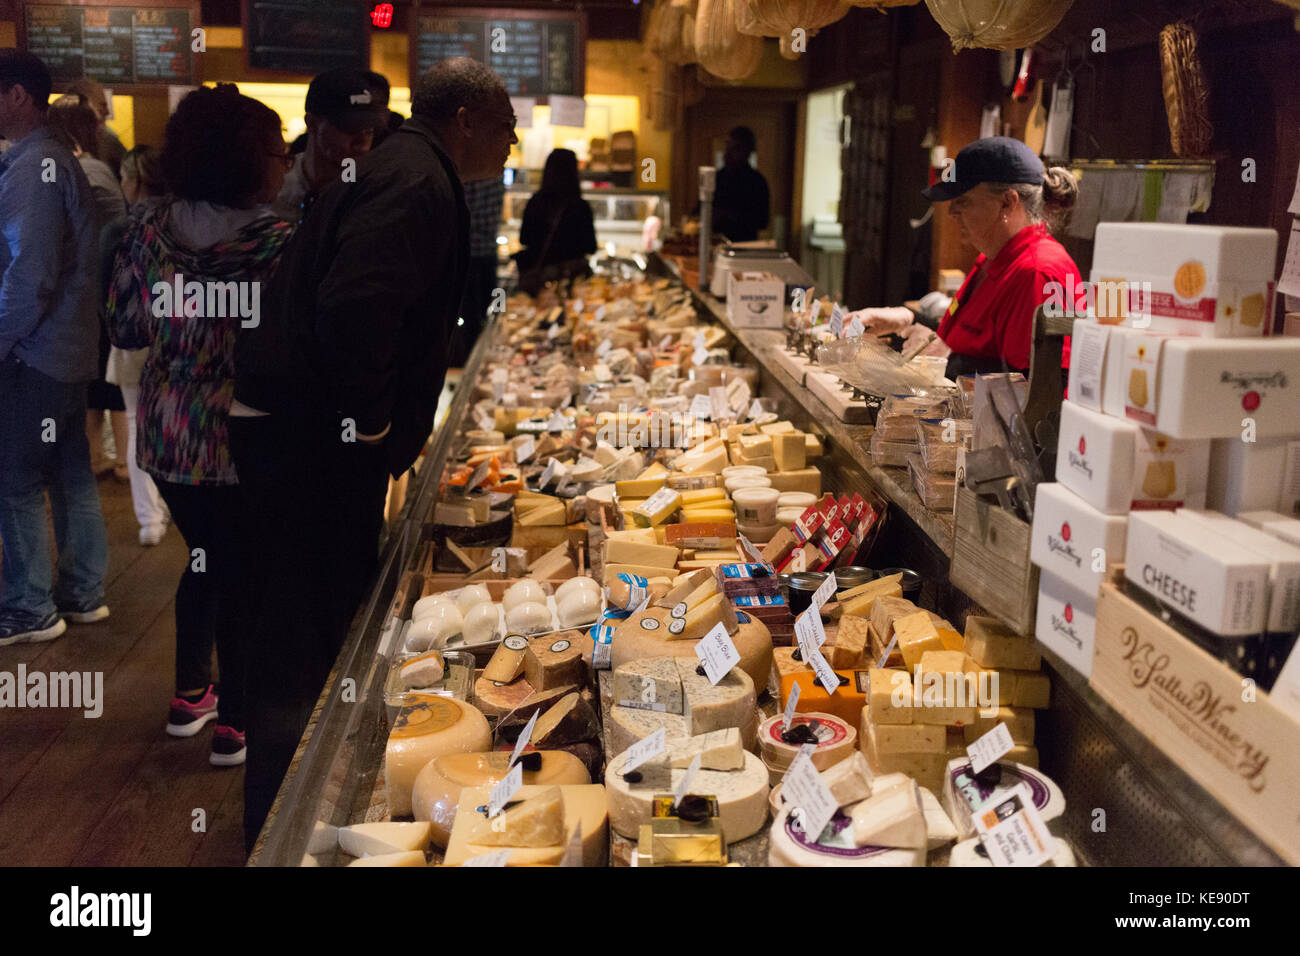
[210,725,246,767]
[165,685,219,737]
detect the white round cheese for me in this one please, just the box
[405,615,460,653]
[502,579,548,613]
[609,606,774,692]
[605,749,770,842]
[557,588,602,629]
[555,576,601,606]
[768,805,925,867]
[384,696,491,817]
[411,595,461,626]
[940,758,1066,841]
[759,712,857,775]
[461,602,500,644]
[506,600,552,634]
[454,584,494,616]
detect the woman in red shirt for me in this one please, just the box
[859,137,1081,379]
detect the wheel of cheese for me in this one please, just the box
[608,656,759,756]
[472,678,574,720]
[555,576,601,606]
[412,594,460,624]
[506,600,552,634]
[940,758,1066,841]
[384,696,491,817]
[768,805,925,867]
[605,749,770,842]
[502,579,548,613]
[454,584,493,616]
[462,602,500,644]
[609,606,774,692]
[759,712,856,776]
[412,750,590,846]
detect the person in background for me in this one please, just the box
[515,148,596,286]
[232,56,516,850]
[102,146,169,546]
[852,137,1080,380]
[67,76,126,180]
[712,125,770,243]
[370,109,406,149]
[271,68,390,223]
[49,95,129,479]
[105,85,294,767]
[0,51,110,647]
[455,174,506,365]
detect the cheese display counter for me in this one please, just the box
[250,254,1293,868]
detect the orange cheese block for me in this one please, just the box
[778,668,869,728]
[664,522,738,548]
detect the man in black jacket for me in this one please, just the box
[231,58,516,850]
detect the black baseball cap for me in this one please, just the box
[305,68,390,134]
[922,136,1044,202]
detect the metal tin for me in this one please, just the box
[833,566,876,591]
[786,571,829,616]
[875,567,922,600]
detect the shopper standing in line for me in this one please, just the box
[455,174,506,365]
[66,76,127,181]
[0,51,110,647]
[102,145,170,546]
[711,125,770,243]
[515,148,596,292]
[233,57,517,849]
[106,85,294,767]
[270,68,390,224]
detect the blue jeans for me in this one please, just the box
[0,357,109,623]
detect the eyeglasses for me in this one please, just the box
[480,110,517,130]
[267,150,295,170]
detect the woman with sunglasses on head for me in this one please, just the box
[105,84,294,768]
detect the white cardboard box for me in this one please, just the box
[1132,427,1209,512]
[726,271,785,329]
[1090,223,1277,337]
[1206,436,1295,516]
[1035,570,1098,678]
[1030,482,1128,594]
[1177,509,1300,634]
[1125,511,1269,636]
[1237,510,1300,548]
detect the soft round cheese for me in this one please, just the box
[777,492,818,509]
[609,606,774,692]
[605,748,770,842]
[384,696,491,817]
[940,758,1066,841]
[461,602,500,644]
[557,588,602,629]
[948,835,1077,867]
[555,576,601,606]
[721,465,768,480]
[759,712,857,777]
[506,600,553,634]
[412,750,590,846]
[405,615,460,653]
[768,805,926,867]
[411,594,459,623]
[503,579,548,613]
[454,584,493,616]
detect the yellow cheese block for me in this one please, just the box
[680,508,738,523]
[868,668,912,725]
[517,499,566,526]
[346,850,427,867]
[637,461,668,480]
[892,611,944,670]
[604,527,659,544]
[631,488,682,527]
[663,592,735,641]
[772,431,806,472]
[767,468,821,495]
[468,786,565,847]
[605,562,682,584]
[604,538,680,569]
[738,434,774,460]
[678,488,728,505]
[805,433,824,457]
[838,574,904,617]
[444,784,609,866]
[616,477,667,499]
[760,421,796,435]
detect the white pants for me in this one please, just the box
[119,384,167,531]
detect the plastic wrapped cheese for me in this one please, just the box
[384,696,492,817]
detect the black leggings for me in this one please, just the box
[155,481,248,730]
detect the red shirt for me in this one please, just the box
[937,223,1080,371]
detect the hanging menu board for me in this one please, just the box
[244,0,370,75]
[412,9,584,98]
[21,4,196,88]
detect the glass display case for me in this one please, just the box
[501,187,668,253]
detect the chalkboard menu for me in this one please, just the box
[22,4,195,87]
[244,0,370,75]
[413,9,584,98]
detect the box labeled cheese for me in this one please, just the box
[1206,436,1299,516]
[1237,510,1300,548]
[1177,508,1300,634]
[726,271,784,329]
[1030,482,1127,593]
[1124,511,1269,636]
[1034,571,1098,678]
[1121,336,1300,438]
[1090,223,1277,337]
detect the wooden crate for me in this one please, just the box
[1091,576,1300,865]
[949,487,1038,635]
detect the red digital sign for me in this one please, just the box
[370,3,393,28]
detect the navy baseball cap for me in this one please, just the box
[305,68,390,134]
[922,136,1044,202]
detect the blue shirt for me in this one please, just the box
[0,126,101,382]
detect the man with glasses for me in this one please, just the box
[232,57,517,850]
[271,68,390,223]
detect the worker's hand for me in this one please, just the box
[846,306,914,336]
[901,323,951,358]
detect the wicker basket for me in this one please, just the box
[1159,21,1214,158]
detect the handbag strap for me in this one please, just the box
[528,199,570,273]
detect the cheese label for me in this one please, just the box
[689,394,713,421]
[492,379,505,402]
[693,346,710,366]
[488,762,523,818]
[466,460,492,492]
[782,681,801,732]
[794,607,827,651]
[671,602,688,619]
[807,643,839,696]
[734,595,786,607]
[539,458,559,489]
[829,303,845,338]
[966,722,1014,775]
[667,618,686,635]
[659,334,675,349]
[516,436,536,463]
[782,748,837,841]
[810,573,838,612]
[592,641,611,669]
[549,639,571,653]
[508,710,540,769]
[575,299,587,314]
[624,726,667,774]
[672,752,704,809]
[640,617,661,631]
[548,322,561,340]
[594,305,607,321]
[560,822,584,867]
[694,331,707,350]
[845,315,865,339]
[972,782,1054,868]
[547,411,569,432]
[695,622,741,684]
[464,849,512,867]
[748,399,765,421]
[597,338,612,357]
[710,386,730,422]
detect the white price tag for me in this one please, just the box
[539,458,559,489]
[693,330,707,349]
[689,393,713,421]
[464,848,512,867]
[673,752,703,807]
[695,622,741,685]
[488,761,523,817]
[876,631,899,669]
[476,412,493,432]
[491,547,508,573]
[794,606,827,651]
[782,681,801,732]
[709,386,729,422]
[547,411,569,432]
[492,380,505,402]
[728,379,752,415]
[972,782,1054,868]
[466,459,492,491]
[782,749,837,842]
[516,435,535,463]
[547,322,561,340]
[622,726,667,774]
[574,298,585,314]
[748,398,765,421]
[560,822,584,867]
[659,334,674,350]
[508,710,540,768]
[490,368,508,384]
[692,346,710,366]
[966,722,1015,775]
[596,338,612,358]
[594,304,607,321]
[806,300,823,326]
[560,392,573,410]
[829,303,845,337]
[810,573,838,612]
[845,316,865,339]
[737,533,765,567]
[807,643,839,696]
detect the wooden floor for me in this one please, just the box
[0,472,246,867]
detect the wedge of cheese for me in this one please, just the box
[847,777,927,849]
[338,821,432,857]
[445,784,608,866]
[604,538,680,569]
[837,574,904,618]
[345,850,426,867]
[469,786,565,847]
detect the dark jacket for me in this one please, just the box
[712,162,770,243]
[517,190,596,271]
[234,116,468,477]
